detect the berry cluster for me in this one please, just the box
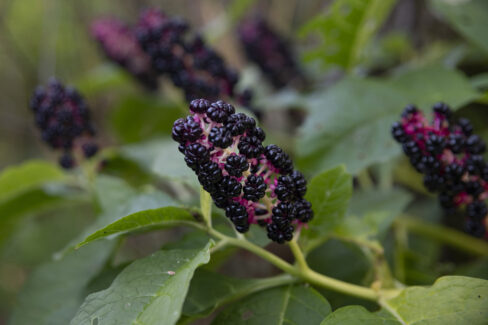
[173,99,313,243]
[392,103,488,238]
[91,19,158,90]
[91,8,259,116]
[30,79,98,169]
[135,8,239,102]
[238,17,305,89]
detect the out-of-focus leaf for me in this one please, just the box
[381,276,488,325]
[120,139,198,186]
[0,160,66,203]
[75,65,134,96]
[390,64,480,109]
[339,188,413,238]
[70,242,212,325]
[301,166,352,253]
[0,161,75,246]
[299,0,397,70]
[431,0,488,54]
[10,241,114,325]
[297,65,479,174]
[110,95,183,143]
[181,270,294,323]
[321,306,399,325]
[212,284,331,325]
[297,77,405,175]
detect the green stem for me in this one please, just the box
[396,216,488,256]
[289,235,308,271]
[200,187,212,228]
[205,227,389,302]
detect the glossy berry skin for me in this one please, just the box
[392,103,488,239]
[173,99,313,243]
[243,174,266,202]
[30,79,98,169]
[225,154,249,177]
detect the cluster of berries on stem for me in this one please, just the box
[392,103,488,238]
[238,17,306,90]
[91,19,159,90]
[30,79,98,169]
[91,8,258,116]
[172,99,313,243]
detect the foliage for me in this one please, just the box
[2,1,488,325]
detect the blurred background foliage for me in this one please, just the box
[1,0,488,324]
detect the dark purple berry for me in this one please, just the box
[243,174,266,201]
[225,154,249,177]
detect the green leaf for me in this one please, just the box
[212,285,331,325]
[76,206,196,248]
[70,242,212,325]
[110,95,184,143]
[431,0,488,54]
[321,305,400,325]
[120,139,198,186]
[390,64,480,109]
[0,160,66,203]
[181,270,294,323]
[10,241,114,325]
[297,66,478,174]
[299,0,397,70]
[301,166,353,252]
[296,77,406,175]
[307,240,374,309]
[381,276,488,325]
[339,188,413,238]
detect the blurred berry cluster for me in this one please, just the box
[91,8,256,114]
[172,99,313,243]
[91,19,159,90]
[30,79,98,169]
[392,103,488,238]
[238,17,305,89]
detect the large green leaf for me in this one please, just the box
[0,160,66,203]
[321,305,399,325]
[0,161,77,246]
[299,0,397,70]
[110,95,184,143]
[380,276,488,325]
[56,176,177,257]
[430,0,488,54]
[76,206,196,248]
[120,139,197,186]
[297,65,479,174]
[70,242,212,325]
[181,270,295,323]
[390,64,480,109]
[296,77,406,174]
[10,241,114,325]
[212,284,331,325]
[338,188,413,238]
[301,166,352,252]
[322,276,488,324]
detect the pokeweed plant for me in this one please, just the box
[2,2,488,325]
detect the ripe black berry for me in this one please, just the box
[190,98,211,113]
[238,136,264,158]
[467,201,488,221]
[243,174,266,201]
[172,116,202,144]
[206,100,235,123]
[225,154,249,177]
[184,143,209,170]
[209,126,233,149]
